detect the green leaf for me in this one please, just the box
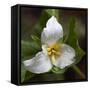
[31,35,41,45]
[21,64,27,83]
[45,9,59,19]
[75,41,85,64]
[51,66,66,74]
[24,71,35,82]
[39,10,51,29]
[21,40,41,60]
[65,17,85,64]
[26,72,64,81]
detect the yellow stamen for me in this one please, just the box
[48,51,52,56]
[47,43,62,64]
[51,55,56,64]
[52,49,57,53]
[49,43,61,50]
[47,48,51,52]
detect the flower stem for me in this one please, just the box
[52,9,59,20]
[52,9,56,16]
[72,65,85,79]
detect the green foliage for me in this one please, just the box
[51,66,66,74]
[45,9,59,19]
[23,71,35,82]
[31,35,41,45]
[21,64,27,82]
[21,40,41,60]
[21,10,85,82]
[64,17,85,64]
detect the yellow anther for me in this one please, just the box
[48,51,52,56]
[51,55,56,64]
[52,50,57,53]
[48,43,61,50]
[47,43,62,63]
[47,48,51,52]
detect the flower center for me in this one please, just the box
[47,43,61,64]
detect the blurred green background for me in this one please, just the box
[21,6,87,83]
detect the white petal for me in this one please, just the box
[23,51,52,74]
[55,44,75,69]
[42,45,48,55]
[41,16,63,45]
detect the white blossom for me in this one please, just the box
[23,16,75,74]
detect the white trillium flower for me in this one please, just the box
[23,16,75,74]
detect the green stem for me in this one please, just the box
[52,9,56,16]
[52,9,59,20]
[72,65,85,79]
